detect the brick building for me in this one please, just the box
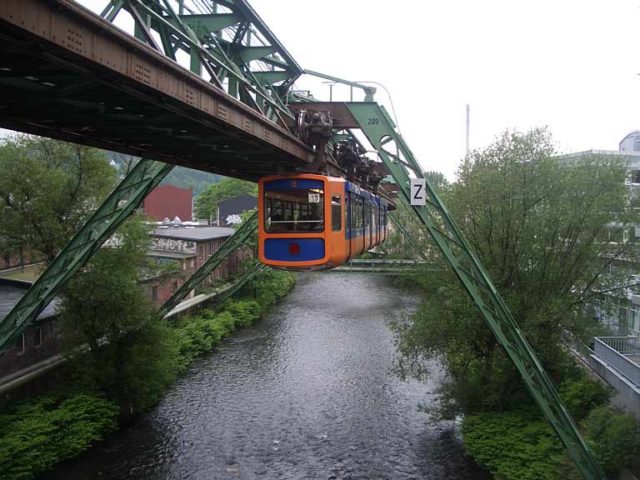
[143,184,193,222]
[0,226,252,383]
[144,226,251,306]
[0,281,59,379]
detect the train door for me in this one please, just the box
[345,190,352,261]
[373,204,379,246]
[329,186,346,266]
[355,194,364,255]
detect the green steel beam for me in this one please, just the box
[346,102,605,480]
[106,0,295,123]
[213,262,266,306]
[159,212,258,316]
[234,46,276,63]
[250,71,290,86]
[304,70,377,101]
[0,159,173,352]
[176,13,242,34]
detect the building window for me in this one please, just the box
[151,285,158,302]
[16,333,25,355]
[34,327,42,348]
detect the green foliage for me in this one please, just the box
[0,135,116,261]
[224,300,261,327]
[559,375,611,422]
[194,177,257,220]
[161,167,220,196]
[173,301,260,367]
[245,268,296,309]
[395,128,637,417]
[0,394,118,480]
[172,271,293,367]
[59,216,179,414]
[462,409,564,480]
[108,155,219,196]
[378,171,448,259]
[583,406,640,477]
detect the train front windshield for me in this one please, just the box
[264,185,324,233]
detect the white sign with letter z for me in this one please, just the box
[410,178,426,206]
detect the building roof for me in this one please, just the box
[0,283,57,321]
[152,226,235,241]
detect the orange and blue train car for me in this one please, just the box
[258,174,392,270]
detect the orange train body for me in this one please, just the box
[258,174,392,270]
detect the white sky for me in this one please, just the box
[248,0,640,179]
[20,1,640,180]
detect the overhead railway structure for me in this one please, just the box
[0,1,606,478]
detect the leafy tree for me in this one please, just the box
[194,177,257,221]
[0,135,116,262]
[377,170,448,260]
[583,406,640,477]
[396,128,638,417]
[58,216,179,414]
[162,167,220,196]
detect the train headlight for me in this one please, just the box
[288,242,301,256]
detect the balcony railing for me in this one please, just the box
[593,336,640,387]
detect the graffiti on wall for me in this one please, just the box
[151,237,197,254]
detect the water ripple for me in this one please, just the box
[42,273,488,480]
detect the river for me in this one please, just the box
[42,273,487,480]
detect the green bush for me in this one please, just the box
[462,410,564,480]
[224,300,261,327]
[245,269,296,309]
[583,406,640,477]
[0,266,297,479]
[559,375,611,422]
[171,271,294,368]
[0,394,118,480]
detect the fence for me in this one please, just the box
[593,336,640,387]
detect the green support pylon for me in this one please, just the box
[212,262,267,306]
[0,159,173,352]
[347,102,606,480]
[160,212,258,316]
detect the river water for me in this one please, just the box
[43,273,487,480]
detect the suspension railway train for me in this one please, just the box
[258,174,393,270]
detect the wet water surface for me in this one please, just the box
[43,273,487,480]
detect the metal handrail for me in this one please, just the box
[593,336,640,386]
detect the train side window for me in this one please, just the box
[364,202,369,228]
[332,194,342,231]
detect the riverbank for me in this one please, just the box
[0,268,296,480]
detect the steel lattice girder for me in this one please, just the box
[0,159,173,352]
[345,102,606,480]
[100,0,301,127]
[212,262,266,306]
[160,211,258,316]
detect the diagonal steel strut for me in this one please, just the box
[159,211,258,316]
[0,159,173,352]
[347,102,606,480]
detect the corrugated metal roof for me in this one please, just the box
[152,226,235,241]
